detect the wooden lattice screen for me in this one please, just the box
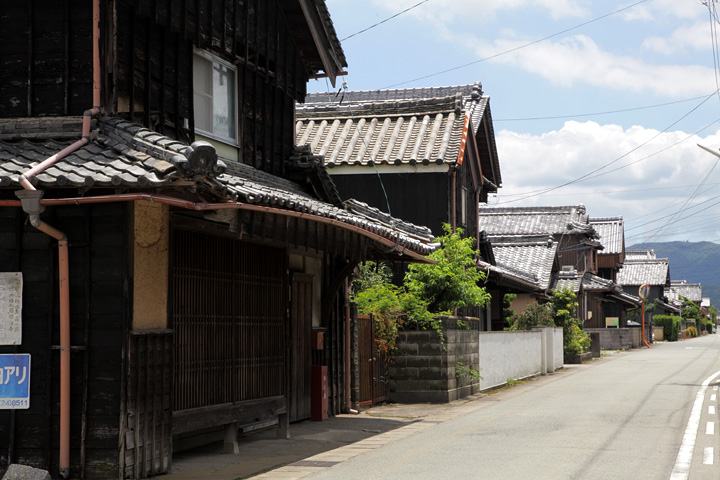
[170,229,286,412]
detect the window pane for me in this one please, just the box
[193,92,213,132]
[213,63,236,140]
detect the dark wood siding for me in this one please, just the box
[0,202,126,479]
[290,273,312,422]
[113,0,306,176]
[170,228,287,412]
[0,0,93,118]
[331,172,451,238]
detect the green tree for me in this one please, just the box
[404,224,490,313]
[352,224,490,349]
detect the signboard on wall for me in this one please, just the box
[0,354,30,409]
[606,317,619,328]
[0,273,22,345]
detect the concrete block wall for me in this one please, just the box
[585,328,643,350]
[390,318,480,404]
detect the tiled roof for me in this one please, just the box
[296,95,465,167]
[0,116,434,256]
[617,258,670,286]
[589,216,624,255]
[296,82,501,188]
[667,280,703,303]
[487,235,557,290]
[551,271,640,306]
[478,205,597,237]
[625,249,656,260]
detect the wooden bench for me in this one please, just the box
[173,396,289,454]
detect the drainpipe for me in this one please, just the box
[451,167,457,232]
[344,278,351,413]
[14,1,101,476]
[14,190,71,478]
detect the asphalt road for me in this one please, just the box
[308,335,720,480]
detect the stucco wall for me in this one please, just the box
[133,201,169,330]
[477,331,542,390]
[509,294,536,317]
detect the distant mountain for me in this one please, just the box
[628,241,720,307]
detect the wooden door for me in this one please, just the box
[290,273,313,422]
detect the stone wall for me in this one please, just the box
[390,317,480,404]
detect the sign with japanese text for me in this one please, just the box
[0,354,30,409]
[0,273,22,345]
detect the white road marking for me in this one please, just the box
[670,370,720,480]
[707,422,715,435]
[703,447,714,465]
[712,394,717,401]
[710,406,716,415]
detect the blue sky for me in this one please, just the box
[309,0,720,244]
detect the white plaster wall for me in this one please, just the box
[477,331,543,391]
[553,327,564,371]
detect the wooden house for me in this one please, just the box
[589,217,625,283]
[295,82,502,249]
[476,205,639,329]
[0,1,434,478]
[617,249,679,334]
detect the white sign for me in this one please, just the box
[0,273,22,345]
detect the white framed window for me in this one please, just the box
[193,50,237,144]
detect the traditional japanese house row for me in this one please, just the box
[474,205,641,329]
[0,1,437,478]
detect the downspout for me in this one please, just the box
[14,190,71,479]
[14,1,101,477]
[344,278,351,413]
[451,167,457,232]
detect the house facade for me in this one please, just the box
[617,249,679,338]
[0,1,434,478]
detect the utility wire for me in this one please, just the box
[495,93,719,204]
[340,0,432,42]
[383,0,649,88]
[494,94,714,122]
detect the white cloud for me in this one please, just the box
[642,21,712,54]
[494,122,720,241]
[621,0,707,22]
[473,34,716,97]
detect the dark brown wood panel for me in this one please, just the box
[290,273,312,422]
[170,228,287,413]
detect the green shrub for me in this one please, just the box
[653,315,681,341]
[686,325,698,338]
[508,303,554,331]
[564,324,591,356]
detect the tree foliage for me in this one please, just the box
[404,224,490,313]
[507,288,589,356]
[352,225,490,350]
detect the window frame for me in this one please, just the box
[192,48,239,146]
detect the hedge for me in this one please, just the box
[653,315,681,341]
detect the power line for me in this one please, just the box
[383,0,649,89]
[499,183,720,198]
[340,0,432,42]
[494,94,720,204]
[494,94,714,122]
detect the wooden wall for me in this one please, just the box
[0,0,93,117]
[0,201,127,479]
[112,0,308,176]
[332,172,450,238]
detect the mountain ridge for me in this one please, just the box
[628,241,720,308]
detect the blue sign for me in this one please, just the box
[0,354,30,409]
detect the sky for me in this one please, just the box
[308,0,720,245]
